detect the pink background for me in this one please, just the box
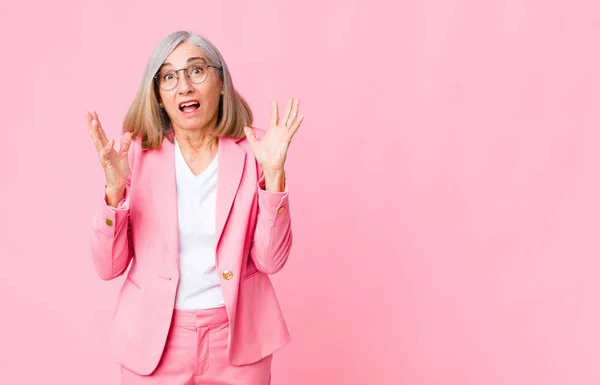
[2,0,600,384]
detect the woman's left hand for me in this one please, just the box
[244,98,303,174]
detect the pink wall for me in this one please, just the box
[2,0,600,384]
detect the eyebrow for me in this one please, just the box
[160,57,207,70]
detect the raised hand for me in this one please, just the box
[85,110,132,200]
[244,98,303,174]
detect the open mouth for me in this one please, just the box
[179,101,200,114]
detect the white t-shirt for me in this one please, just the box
[173,138,225,310]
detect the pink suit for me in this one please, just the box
[90,130,292,382]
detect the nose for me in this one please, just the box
[176,70,193,94]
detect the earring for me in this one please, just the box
[221,90,224,95]
[159,103,163,108]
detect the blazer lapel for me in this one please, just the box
[215,137,246,252]
[150,138,179,263]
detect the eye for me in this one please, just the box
[163,72,175,80]
[191,65,205,75]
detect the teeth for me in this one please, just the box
[181,102,199,107]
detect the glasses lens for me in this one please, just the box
[158,71,177,90]
[188,63,208,84]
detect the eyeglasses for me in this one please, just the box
[154,61,221,91]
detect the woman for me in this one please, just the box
[85,30,302,384]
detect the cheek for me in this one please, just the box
[200,92,221,112]
[166,104,178,116]
[199,82,222,108]
[158,89,168,104]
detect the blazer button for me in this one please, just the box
[222,270,234,280]
[105,218,114,226]
[277,206,286,214]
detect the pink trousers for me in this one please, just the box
[120,307,272,385]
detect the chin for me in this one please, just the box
[181,119,209,130]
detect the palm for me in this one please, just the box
[102,146,130,188]
[245,98,303,172]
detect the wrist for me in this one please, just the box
[105,185,125,207]
[105,184,125,195]
[263,169,285,180]
[262,169,286,192]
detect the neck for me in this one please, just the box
[174,128,218,153]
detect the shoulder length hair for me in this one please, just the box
[123,31,253,150]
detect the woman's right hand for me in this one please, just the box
[85,110,133,201]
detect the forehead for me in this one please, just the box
[162,42,207,68]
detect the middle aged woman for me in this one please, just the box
[86,30,303,384]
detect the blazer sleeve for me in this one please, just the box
[89,142,136,281]
[249,174,293,274]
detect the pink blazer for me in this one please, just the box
[90,128,292,375]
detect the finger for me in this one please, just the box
[97,121,109,145]
[85,111,94,136]
[244,126,258,144]
[286,98,299,128]
[90,110,109,144]
[288,115,303,140]
[101,139,115,161]
[89,111,103,143]
[243,127,259,152]
[90,120,106,153]
[118,132,133,155]
[92,119,108,148]
[97,123,109,145]
[281,98,293,127]
[85,111,98,134]
[270,100,279,126]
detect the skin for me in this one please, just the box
[85,42,303,206]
